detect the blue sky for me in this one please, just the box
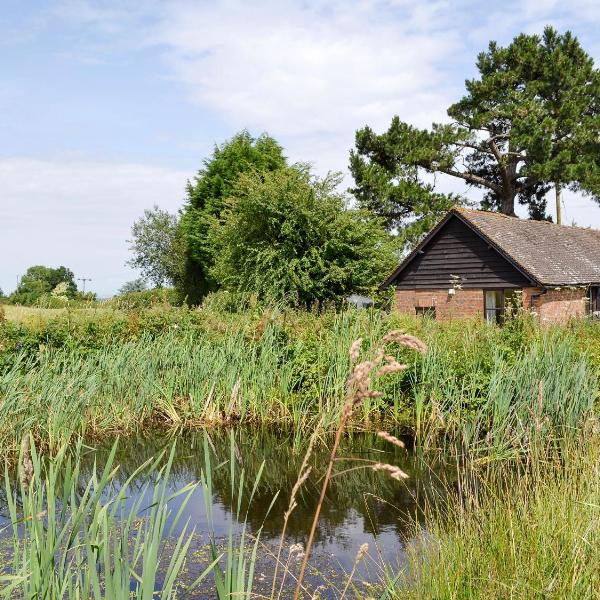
[2,0,600,297]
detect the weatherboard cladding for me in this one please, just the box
[393,215,532,289]
[388,208,600,289]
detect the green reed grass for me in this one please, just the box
[390,437,600,599]
[1,437,217,599]
[412,329,597,458]
[1,306,598,458]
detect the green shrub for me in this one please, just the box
[108,287,182,310]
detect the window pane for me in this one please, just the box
[416,306,436,319]
[485,290,503,324]
[590,287,599,316]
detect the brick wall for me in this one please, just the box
[535,287,588,323]
[395,286,589,322]
[395,288,484,320]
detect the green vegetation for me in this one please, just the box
[1,303,598,452]
[3,435,222,598]
[351,26,600,227]
[392,441,600,599]
[127,206,181,288]
[209,166,397,306]
[178,131,287,303]
[8,265,78,306]
[0,304,599,596]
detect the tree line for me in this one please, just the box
[6,27,599,308]
[1,266,95,306]
[128,27,600,307]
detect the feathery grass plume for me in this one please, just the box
[349,338,363,365]
[372,462,409,480]
[340,543,370,600]
[381,331,428,354]
[293,330,427,600]
[19,433,33,492]
[377,431,406,449]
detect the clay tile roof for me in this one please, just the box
[454,207,600,286]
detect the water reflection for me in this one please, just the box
[1,428,450,596]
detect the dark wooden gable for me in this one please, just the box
[392,215,533,289]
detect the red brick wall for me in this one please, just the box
[395,288,484,320]
[536,287,588,323]
[395,286,589,323]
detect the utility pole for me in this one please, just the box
[555,183,562,225]
[77,277,92,293]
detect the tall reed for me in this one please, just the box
[2,436,217,598]
[390,436,600,599]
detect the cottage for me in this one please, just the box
[382,208,600,323]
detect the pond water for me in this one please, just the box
[1,428,450,598]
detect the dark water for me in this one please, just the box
[2,428,450,597]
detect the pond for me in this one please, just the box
[0,428,450,598]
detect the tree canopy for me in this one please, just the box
[127,206,181,288]
[178,131,287,303]
[209,166,398,307]
[10,265,77,305]
[118,278,148,295]
[351,26,600,225]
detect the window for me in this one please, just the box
[415,306,436,319]
[485,289,520,324]
[485,290,503,324]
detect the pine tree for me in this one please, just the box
[351,27,600,225]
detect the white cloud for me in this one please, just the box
[3,1,600,298]
[0,159,190,297]
[152,0,462,172]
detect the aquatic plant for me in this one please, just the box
[391,436,600,599]
[2,436,217,598]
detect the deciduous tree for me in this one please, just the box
[10,265,77,305]
[178,131,286,303]
[209,166,398,307]
[118,278,148,295]
[127,206,180,288]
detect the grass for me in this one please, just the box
[1,304,113,324]
[391,437,600,599]
[1,303,599,597]
[1,304,597,457]
[2,437,217,599]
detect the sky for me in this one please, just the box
[2,0,600,297]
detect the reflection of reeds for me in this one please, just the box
[19,433,33,492]
[6,439,216,598]
[271,422,319,599]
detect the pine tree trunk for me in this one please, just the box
[500,189,517,216]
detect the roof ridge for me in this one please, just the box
[454,206,600,234]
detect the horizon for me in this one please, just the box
[3,0,600,297]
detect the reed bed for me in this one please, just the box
[1,437,217,599]
[0,309,599,598]
[391,436,600,599]
[1,306,598,458]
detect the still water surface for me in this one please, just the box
[3,428,448,597]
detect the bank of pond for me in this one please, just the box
[0,307,599,597]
